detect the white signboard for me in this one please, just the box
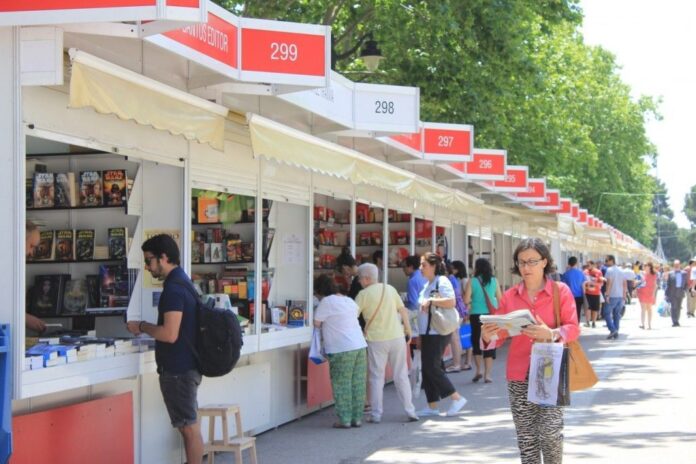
[280,71,354,129]
[353,83,420,134]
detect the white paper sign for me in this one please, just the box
[527,342,565,406]
[282,233,304,265]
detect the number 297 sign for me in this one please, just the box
[422,123,473,162]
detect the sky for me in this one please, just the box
[581,0,694,228]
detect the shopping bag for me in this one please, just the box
[527,342,565,406]
[568,339,598,392]
[557,346,571,406]
[410,349,422,399]
[460,324,472,350]
[657,300,671,317]
[309,328,326,364]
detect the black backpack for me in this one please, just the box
[171,278,243,377]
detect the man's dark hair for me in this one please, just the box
[403,255,420,270]
[372,250,383,264]
[568,256,578,267]
[450,260,467,279]
[606,255,616,265]
[336,247,356,268]
[141,234,180,265]
[511,238,554,276]
[314,274,339,297]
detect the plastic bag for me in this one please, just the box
[657,300,671,318]
[410,349,422,399]
[309,328,327,364]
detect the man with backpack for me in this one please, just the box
[127,234,203,464]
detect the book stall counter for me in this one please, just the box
[21,350,155,399]
[258,326,312,352]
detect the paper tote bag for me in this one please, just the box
[552,283,598,393]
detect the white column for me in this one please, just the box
[0,27,24,398]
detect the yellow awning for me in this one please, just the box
[68,49,228,151]
[248,114,483,215]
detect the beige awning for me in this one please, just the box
[68,49,228,150]
[248,114,483,215]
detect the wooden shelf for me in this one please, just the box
[27,205,125,212]
[27,258,125,264]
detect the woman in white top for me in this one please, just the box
[416,252,468,417]
[314,274,368,428]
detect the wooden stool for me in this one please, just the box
[198,404,257,464]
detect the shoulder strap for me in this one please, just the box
[553,282,561,329]
[363,284,386,335]
[478,277,497,313]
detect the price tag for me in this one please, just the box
[239,17,329,86]
[353,83,419,133]
[422,123,473,162]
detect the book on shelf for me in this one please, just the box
[26,178,33,208]
[75,229,95,261]
[99,264,130,308]
[54,172,77,208]
[33,230,55,261]
[55,229,75,261]
[79,170,103,206]
[103,169,127,206]
[62,279,88,315]
[108,227,127,259]
[29,274,70,317]
[32,172,55,208]
[85,274,100,308]
[196,197,219,223]
[210,243,224,263]
[262,227,275,263]
[287,300,306,327]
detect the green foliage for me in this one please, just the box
[684,184,696,227]
[215,0,658,244]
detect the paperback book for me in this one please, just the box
[79,170,103,206]
[32,172,55,208]
[33,230,55,261]
[54,229,75,261]
[54,172,77,208]
[75,229,95,261]
[103,169,127,206]
[29,274,70,317]
[108,227,128,259]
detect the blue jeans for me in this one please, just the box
[604,297,624,333]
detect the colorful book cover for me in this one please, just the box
[55,229,75,261]
[32,172,55,208]
[30,274,70,317]
[54,173,76,208]
[33,230,55,261]
[108,227,128,259]
[61,279,88,315]
[75,229,95,261]
[79,170,103,207]
[197,197,219,223]
[99,264,129,307]
[103,169,127,206]
[287,300,307,327]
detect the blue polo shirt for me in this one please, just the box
[407,269,427,311]
[562,267,586,298]
[156,267,198,374]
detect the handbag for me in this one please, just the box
[553,283,598,394]
[477,277,498,314]
[309,328,326,365]
[427,278,460,335]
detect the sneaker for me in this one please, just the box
[592,321,596,328]
[366,415,381,424]
[406,414,420,422]
[612,332,619,339]
[417,407,440,417]
[446,397,467,416]
[606,332,616,340]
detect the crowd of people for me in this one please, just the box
[313,242,695,463]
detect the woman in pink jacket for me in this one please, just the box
[482,238,579,464]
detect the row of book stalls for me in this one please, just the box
[0,4,656,463]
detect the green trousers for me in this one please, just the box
[327,347,367,425]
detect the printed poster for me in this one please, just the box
[527,342,564,406]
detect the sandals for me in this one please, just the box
[445,365,462,373]
[472,374,483,383]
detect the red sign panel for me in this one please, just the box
[164,12,238,69]
[422,124,473,161]
[466,149,506,178]
[241,28,326,76]
[515,179,546,200]
[168,0,198,6]
[571,204,579,218]
[491,166,528,191]
[533,190,560,208]
[390,130,423,153]
[555,199,572,214]
[578,209,588,223]
[0,0,154,10]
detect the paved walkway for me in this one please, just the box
[212,298,696,463]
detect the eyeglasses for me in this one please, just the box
[516,258,544,268]
[144,255,158,266]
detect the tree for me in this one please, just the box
[216,1,658,244]
[684,184,696,227]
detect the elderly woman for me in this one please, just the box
[314,274,368,428]
[417,252,468,417]
[482,238,579,464]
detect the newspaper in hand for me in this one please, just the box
[480,309,536,337]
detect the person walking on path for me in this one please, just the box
[637,262,658,330]
[355,263,418,423]
[583,260,604,328]
[402,255,428,339]
[464,258,502,384]
[417,253,468,417]
[685,260,696,318]
[313,274,368,428]
[481,237,579,464]
[446,260,472,373]
[604,255,627,340]
[665,259,688,327]
[561,256,586,325]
